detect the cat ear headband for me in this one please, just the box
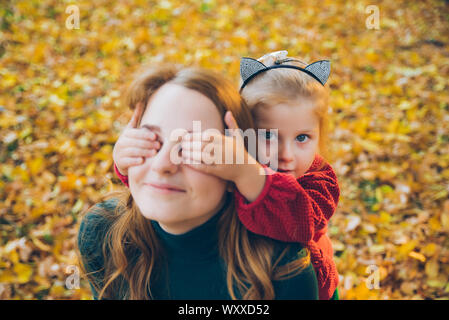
[239,51,331,91]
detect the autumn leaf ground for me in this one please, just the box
[0,0,448,299]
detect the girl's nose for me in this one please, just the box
[149,142,179,175]
[279,141,294,163]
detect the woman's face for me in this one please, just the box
[128,83,228,235]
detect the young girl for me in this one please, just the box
[112,51,340,300]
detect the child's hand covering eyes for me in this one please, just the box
[112,102,161,176]
[180,111,266,203]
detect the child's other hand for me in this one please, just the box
[180,111,257,183]
[113,102,161,176]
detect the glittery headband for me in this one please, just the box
[239,57,331,91]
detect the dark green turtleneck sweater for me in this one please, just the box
[77,198,319,300]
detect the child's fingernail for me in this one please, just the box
[143,129,155,139]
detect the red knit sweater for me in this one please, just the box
[232,154,340,300]
[113,153,340,300]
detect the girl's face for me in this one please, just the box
[256,98,320,178]
[128,83,228,235]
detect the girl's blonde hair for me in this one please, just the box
[76,65,312,300]
[240,57,331,168]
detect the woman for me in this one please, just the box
[76,65,319,300]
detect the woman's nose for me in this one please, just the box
[149,142,179,175]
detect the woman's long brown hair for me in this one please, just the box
[76,65,311,300]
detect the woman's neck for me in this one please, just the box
[150,193,230,263]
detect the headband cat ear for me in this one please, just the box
[304,60,331,85]
[240,57,266,84]
[240,56,331,89]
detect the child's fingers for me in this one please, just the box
[181,153,211,173]
[224,111,240,131]
[126,128,157,141]
[181,135,199,152]
[181,150,203,164]
[122,147,157,158]
[120,157,144,168]
[181,134,219,153]
[121,138,160,150]
[181,141,215,156]
[182,147,220,166]
[181,150,217,174]
[181,140,202,152]
[183,132,217,142]
[126,102,144,129]
[224,112,244,145]
[126,113,136,129]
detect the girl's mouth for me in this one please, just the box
[278,169,295,175]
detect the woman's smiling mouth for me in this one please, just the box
[144,182,186,193]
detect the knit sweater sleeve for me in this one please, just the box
[114,162,129,187]
[233,154,340,243]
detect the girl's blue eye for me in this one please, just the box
[261,131,277,140]
[296,134,310,143]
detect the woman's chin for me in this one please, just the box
[137,205,189,222]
